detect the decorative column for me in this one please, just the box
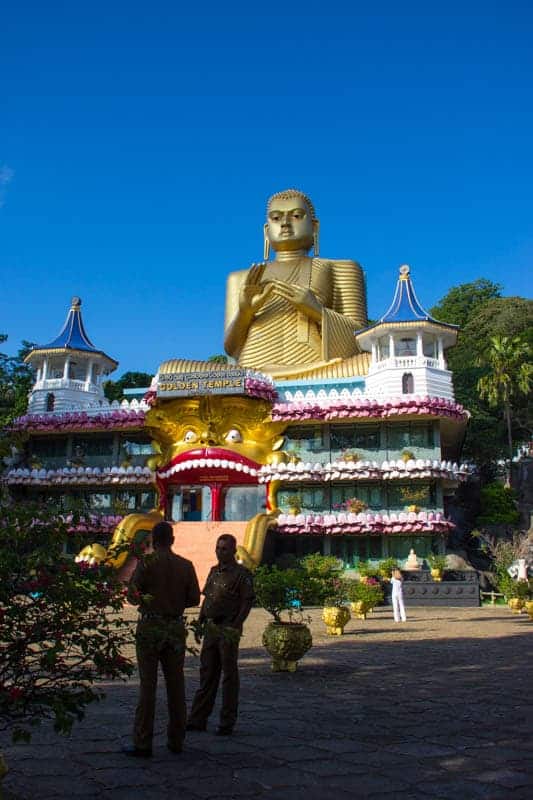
[63,357,71,381]
[371,340,377,363]
[389,334,395,362]
[85,360,94,389]
[42,358,48,381]
[437,337,444,368]
[416,332,423,360]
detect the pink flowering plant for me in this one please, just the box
[0,500,134,745]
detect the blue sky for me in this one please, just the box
[1,1,531,376]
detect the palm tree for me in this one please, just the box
[477,335,532,481]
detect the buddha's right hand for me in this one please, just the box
[239,262,272,314]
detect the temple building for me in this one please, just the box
[4,190,469,584]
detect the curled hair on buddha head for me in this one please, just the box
[266,188,318,222]
[152,521,174,547]
[217,533,237,551]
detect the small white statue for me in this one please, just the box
[404,548,420,570]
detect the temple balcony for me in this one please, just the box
[369,355,443,372]
[33,378,102,394]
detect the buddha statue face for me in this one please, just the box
[266,192,316,253]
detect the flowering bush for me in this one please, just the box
[300,554,346,605]
[347,579,384,607]
[0,501,134,744]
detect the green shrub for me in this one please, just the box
[299,554,345,605]
[428,554,447,573]
[254,566,310,623]
[347,580,384,606]
[377,558,399,579]
[0,501,134,744]
[355,560,380,579]
[476,483,520,525]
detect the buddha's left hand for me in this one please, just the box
[270,280,322,322]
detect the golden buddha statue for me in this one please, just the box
[224,189,370,380]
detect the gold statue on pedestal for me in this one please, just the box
[224,189,370,380]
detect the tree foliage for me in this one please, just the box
[0,337,35,428]
[430,282,533,473]
[0,500,134,743]
[477,336,532,468]
[103,371,153,402]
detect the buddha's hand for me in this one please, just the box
[239,263,273,314]
[270,280,322,322]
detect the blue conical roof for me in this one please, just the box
[25,297,118,370]
[381,265,440,323]
[41,297,99,351]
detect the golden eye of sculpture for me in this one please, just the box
[225,428,243,443]
[184,430,199,443]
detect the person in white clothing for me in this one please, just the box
[391,568,407,622]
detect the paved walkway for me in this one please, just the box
[1,606,533,799]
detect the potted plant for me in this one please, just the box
[428,554,447,582]
[341,450,360,463]
[348,579,384,619]
[401,449,415,463]
[500,575,531,614]
[377,558,399,582]
[321,577,351,635]
[254,566,312,672]
[285,494,302,516]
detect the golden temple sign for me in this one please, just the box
[157,369,247,397]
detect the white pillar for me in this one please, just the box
[86,360,94,388]
[42,358,48,381]
[389,334,395,361]
[63,357,71,380]
[438,337,444,367]
[371,340,377,363]
[416,332,423,359]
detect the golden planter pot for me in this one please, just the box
[350,600,371,620]
[430,568,443,582]
[322,605,351,636]
[524,601,533,620]
[507,598,525,614]
[262,622,313,672]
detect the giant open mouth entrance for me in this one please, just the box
[156,447,268,522]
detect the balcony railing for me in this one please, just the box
[371,356,442,371]
[34,378,101,394]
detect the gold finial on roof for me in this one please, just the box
[399,264,411,281]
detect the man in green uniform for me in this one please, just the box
[187,534,254,736]
[124,521,200,757]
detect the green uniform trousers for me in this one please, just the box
[188,629,240,729]
[134,619,186,750]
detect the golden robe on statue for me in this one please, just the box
[224,256,369,380]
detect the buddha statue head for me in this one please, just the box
[264,188,319,259]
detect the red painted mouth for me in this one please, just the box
[157,448,261,482]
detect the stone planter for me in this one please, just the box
[322,605,351,635]
[262,622,312,672]
[508,598,525,614]
[350,600,371,620]
[430,568,443,582]
[524,601,533,620]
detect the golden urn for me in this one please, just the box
[262,622,313,672]
[430,568,443,582]
[523,600,533,620]
[508,597,525,614]
[322,605,351,636]
[350,600,371,620]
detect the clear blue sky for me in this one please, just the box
[1,0,532,376]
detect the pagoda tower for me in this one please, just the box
[357,265,458,400]
[24,297,118,413]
